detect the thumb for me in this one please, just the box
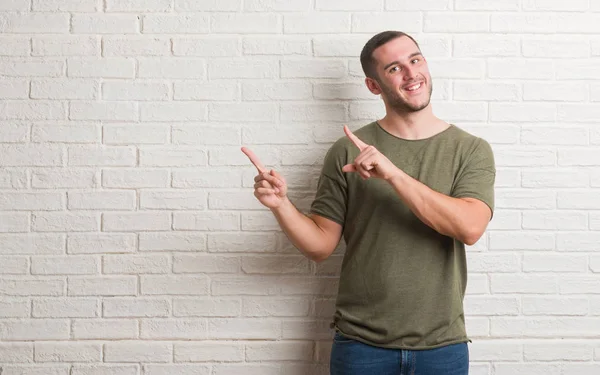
[342,164,356,173]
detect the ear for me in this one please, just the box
[365,77,382,95]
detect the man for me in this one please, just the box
[242,31,495,375]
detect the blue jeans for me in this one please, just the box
[330,331,469,375]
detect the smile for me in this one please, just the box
[404,82,423,93]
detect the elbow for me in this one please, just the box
[461,227,484,246]
[310,250,333,263]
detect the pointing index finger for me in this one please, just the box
[344,125,368,151]
[241,147,266,174]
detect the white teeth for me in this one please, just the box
[407,83,421,91]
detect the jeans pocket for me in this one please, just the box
[333,331,355,344]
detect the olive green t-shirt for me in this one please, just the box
[310,121,495,350]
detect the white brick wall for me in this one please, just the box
[0,1,599,374]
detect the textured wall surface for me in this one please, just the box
[1,0,600,374]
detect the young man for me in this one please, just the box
[242,31,495,375]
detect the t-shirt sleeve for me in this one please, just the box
[451,138,496,216]
[310,142,348,226]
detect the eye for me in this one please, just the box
[389,66,401,73]
[411,58,420,64]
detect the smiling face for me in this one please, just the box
[368,36,433,113]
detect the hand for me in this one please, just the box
[241,147,288,209]
[341,125,399,181]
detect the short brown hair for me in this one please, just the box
[360,31,421,79]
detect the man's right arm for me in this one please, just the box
[271,198,342,262]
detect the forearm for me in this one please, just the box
[387,169,483,245]
[271,198,338,262]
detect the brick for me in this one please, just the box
[68,58,135,78]
[141,275,209,295]
[34,212,99,233]
[492,317,600,338]
[0,122,28,142]
[145,365,211,375]
[488,59,554,79]
[0,59,63,77]
[0,299,29,318]
[559,149,600,166]
[72,14,139,34]
[558,104,600,122]
[281,60,345,78]
[523,168,588,188]
[103,298,170,318]
[425,12,489,32]
[141,319,207,339]
[0,234,64,255]
[0,79,28,99]
[0,13,69,33]
[140,190,206,210]
[211,276,280,296]
[0,319,70,340]
[242,255,310,274]
[431,102,488,122]
[0,213,28,233]
[523,253,587,273]
[32,256,98,275]
[103,169,169,188]
[558,192,600,209]
[428,58,484,79]
[209,233,278,253]
[1,366,70,375]
[523,126,588,145]
[0,169,28,189]
[140,148,207,167]
[243,37,309,55]
[0,192,64,210]
[557,60,600,80]
[522,211,587,230]
[455,0,519,10]
[524,37,589,58]
[32,298,98,318]
[282,319,330,340]
[102,81,169,101]
[176,0,241,11]
[70,101,137,121]
[209,60,278,79]
[72,320,138,339]
[68,146,136,166]
[173,255,239,273]
[35,342,101,362]
[104,125,169,145]
[103,255,170,274]
[0,343,33,363]
[173,298,241,317]
[32,168,97,189]
[454,82,519,101]
[0,37,29,56]
[209,318,280,339]
[243,297,310,317]
[490,274,557,294]
[102,212,171,232]
[68,234,136,254]
[525,340,592,361]
[284,13,350,33]
[494,148,555,167]
[465,296,520,316]
[242,126,312,145]
[33,0,98,11]
[560,276,600,294]
[312,36,368,57]
[68,276,137,296]
[211,14,280,33]
[106,0,172,12]
[0,0,30,11]
[32,79,99,100]
[71,365,139,375]
[172,126,239,145]
[1,145,63,167]
[246,342,313,361]
[351,12,421,33]
[469,340,523,361]
[489,232,555,251]
[0,101,65,121]
[174,342,243,362]
[557,233,600,251]
[386,0,450,10]
[208,191,265,210]
[281,103,346,122]
[103,37,170,57]
[313,83,375,101]
[143,14,210,34]
[522,297,588,316]
[141,102,207,121]
[0,257,27,274]
[174,81,238,101]
[212,364,281,375]
[67,191,136,210]
[467,253,520,273]
[139,232,207,252]
[242,81,310,101]
[491,103,556,122]
[526,82,588,102]
[210,103,277,122]
[33,37,99,57]
[138,58,205,78]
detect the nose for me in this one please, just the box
[403,65,416,80]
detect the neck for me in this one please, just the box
[378,103,449,140]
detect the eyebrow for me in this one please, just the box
[383,52,423,71]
